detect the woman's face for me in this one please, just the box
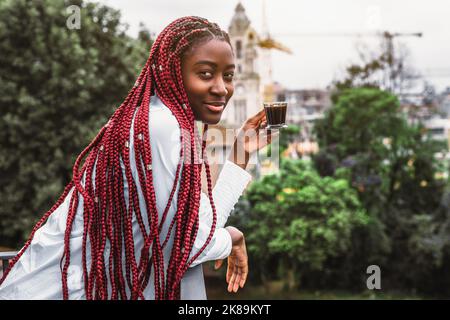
[181,38,235,125]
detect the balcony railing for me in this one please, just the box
[0,251,18,275]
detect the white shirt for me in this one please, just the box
[0,95,252,300]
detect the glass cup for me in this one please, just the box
[263,102,288,129]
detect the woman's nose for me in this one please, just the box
[210,78,228,96]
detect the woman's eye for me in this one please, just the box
[198,71,234,81]
[199,71,213,78]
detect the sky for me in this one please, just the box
[97,0,450,92]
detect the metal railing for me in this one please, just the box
[0,251,18,275]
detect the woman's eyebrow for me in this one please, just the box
[194,60,235,69]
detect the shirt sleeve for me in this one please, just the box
[144,103,252,268]
[198,160,252,229]
[187,160,252,267]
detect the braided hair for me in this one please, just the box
[0,16,233,300]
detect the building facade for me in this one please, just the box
[276,88,331,140]
[219,2,272,128]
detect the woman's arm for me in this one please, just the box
[143,103,246,268]
[198,159,252,229]
[187,160,251,267]
[193,109,279,266]
[228,108,279,170]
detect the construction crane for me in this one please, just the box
[255,0,293,102]
[257,37,293,54]
[254,0,421,96]
[270,30,422,57]
[256,0,293,54]
[264,30,422,142]
[272,30,423,92]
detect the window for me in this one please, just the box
[236,40,242,59]
[234,99,247,124]
[289,96,297,104]
[236,84,245,95]
[430,128,444,135]
[277,93,286,101]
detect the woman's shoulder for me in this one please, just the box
[149,95,181,140]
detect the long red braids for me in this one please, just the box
[0,16,232,300]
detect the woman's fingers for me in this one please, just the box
[240,266,248,288]
[228,271,237,292]
[227,265,246,293]
[248,108,265,124]
[214,259,224,270]
[240,274,246,288]
[259,120,267,130]
[226,261,232,283]
[255,108,265,118]
[233,271,242,292]
[229,268,241,293]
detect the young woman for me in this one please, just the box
[0,16,277,300]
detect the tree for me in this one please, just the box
[313,87,449,292]
[229,159,368,291]
[0,0,152,246]
[314,88,446,212]
[333,33,421,95]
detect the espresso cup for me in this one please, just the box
[263,102,288,129]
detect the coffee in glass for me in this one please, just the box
[263,102,288,129]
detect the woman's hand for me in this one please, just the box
[228,109,280,170]
[214,226,248,293]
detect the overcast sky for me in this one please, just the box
[97,0,450,92]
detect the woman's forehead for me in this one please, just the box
[184,39,234,67]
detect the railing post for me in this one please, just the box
[0,251,18,275]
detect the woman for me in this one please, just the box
[0,16,277,300]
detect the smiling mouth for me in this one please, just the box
[204,103,225,113]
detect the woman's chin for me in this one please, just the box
[202,115,222,125]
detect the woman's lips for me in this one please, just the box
[204,103,224,113]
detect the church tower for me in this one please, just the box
[220,2,262,127]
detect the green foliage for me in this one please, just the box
[230,159,368,289]
[314,88,446,213]
[332,34,420,95]
[0,0,151,246]
[312,87,450,293]
[231,87,450,295]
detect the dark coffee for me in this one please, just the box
[264,102,288,128]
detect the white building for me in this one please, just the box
[423,117,450,145]
[276,88,331,140]
[219,2,272,128]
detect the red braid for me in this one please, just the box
[0,16,232,300]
